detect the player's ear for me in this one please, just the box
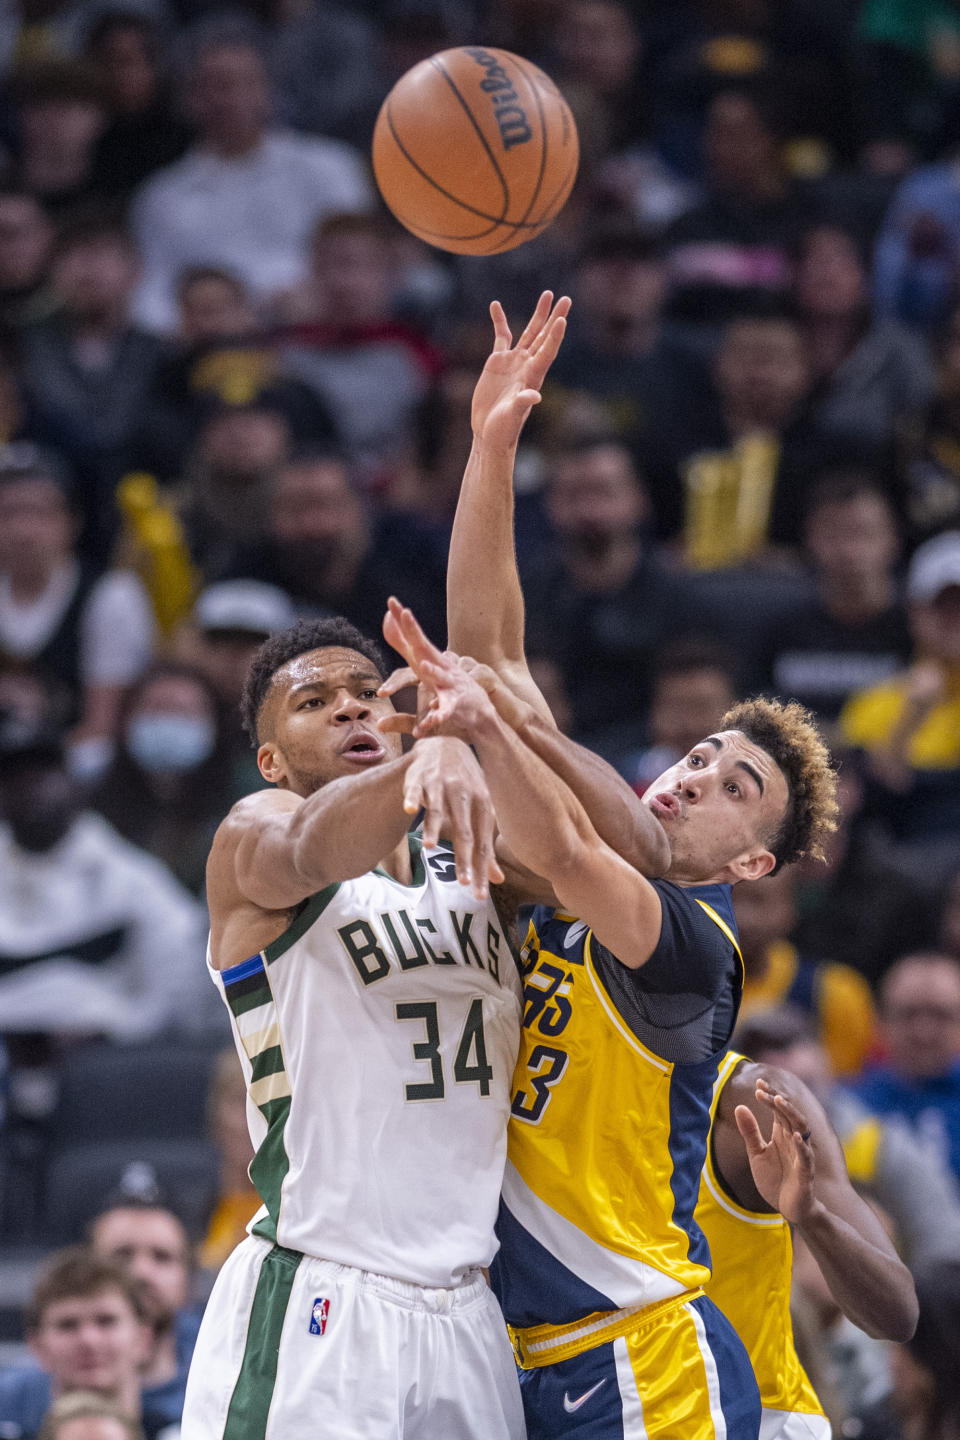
[729,848,776,884]
[257,741,286,786]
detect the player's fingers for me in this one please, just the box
[378,666,418,697]
[403,776,424,816]
[772,1092,811,1135]
[420,785,443,848]
[734,1104,767,1156]
[490,299,512,350]
[516,290,553,350]
[377,712,416,734]
[396,602,444,667]
[530,298,570,357]
[447,790,474,890]
[470,795,496,900]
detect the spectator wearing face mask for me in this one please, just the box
[91,663,234,896]
[0,715,206,1048]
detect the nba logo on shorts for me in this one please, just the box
[309,1298,330,1336]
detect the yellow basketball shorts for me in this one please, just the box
[515,1291,761,1439]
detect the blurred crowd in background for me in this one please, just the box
[0,0,959,1437]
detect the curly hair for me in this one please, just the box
[239,617,387,745]
[720,697,838,871]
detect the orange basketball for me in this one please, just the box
[372,47,579,255]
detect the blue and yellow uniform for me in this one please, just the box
[491,883,762,1439]
[699,1053,829,1440]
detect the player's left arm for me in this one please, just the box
[735,1068,918,1342]
[381,602,667,964]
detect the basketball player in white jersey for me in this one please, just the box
[181,614,527,1440]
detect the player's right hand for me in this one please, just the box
[470,290,570,451]
[403,737,504,900]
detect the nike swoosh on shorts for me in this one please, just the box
[563,1379,607,1413]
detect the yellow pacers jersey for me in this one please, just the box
[698,1052,825,1421]
[492,884,744,1329]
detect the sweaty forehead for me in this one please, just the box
[276,646,379,695]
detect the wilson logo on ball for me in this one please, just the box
[465,47,532,150]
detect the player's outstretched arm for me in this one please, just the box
[727,1065,918,1343]
[447,289,567,718]
[210,738,499,920]
[447,303,674,881]
[384,602,668,967]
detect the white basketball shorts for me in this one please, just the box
[181,1235,526,1440]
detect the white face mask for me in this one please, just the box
[126,713,216,774]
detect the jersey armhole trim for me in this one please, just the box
[263,881,341,965]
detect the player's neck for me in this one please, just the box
[377,834,413,885]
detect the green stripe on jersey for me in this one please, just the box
[250,1095,293,1243]
[263,882,340,965]
[226,977,274,1019]
[223,1243,301,1440]
[250,1044,285,1084]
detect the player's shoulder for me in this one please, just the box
[653,879,739,953]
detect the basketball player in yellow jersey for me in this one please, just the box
[380,597,836,1440]
[383,292,837,1440]
[702,1054,917,1440]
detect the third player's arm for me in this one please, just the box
[445,293,669,876]
[732,1068,918,1342]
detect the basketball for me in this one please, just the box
[372,47,579,256]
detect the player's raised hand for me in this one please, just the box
[378,599,497,742]
[735,1079,820,1226]
[470,290,571,452]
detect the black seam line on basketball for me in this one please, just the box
[476,155,579,255]
[510,56,548,230]
[429,54,510,224]
[385,98,503,238]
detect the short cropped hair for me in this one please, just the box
[240,617,387,745]
[38,1391,145,1440]
[721,697,838,871]
[27,1247,146,1332]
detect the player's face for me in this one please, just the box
[91,1209,190,1325]
[260,647,402,796]
[30,1289,148,1394]
[642,729,789,885]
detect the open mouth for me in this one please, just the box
[340,733,387,763]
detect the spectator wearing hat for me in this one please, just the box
[129,22,373,334]
[0,444,154,753]
[841,529,960,850]
[0,713,207,1054]
[19,211,168,505]
[175,579,297,801]
[91,663,236,895]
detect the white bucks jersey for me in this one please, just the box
[211,835,522,1287]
